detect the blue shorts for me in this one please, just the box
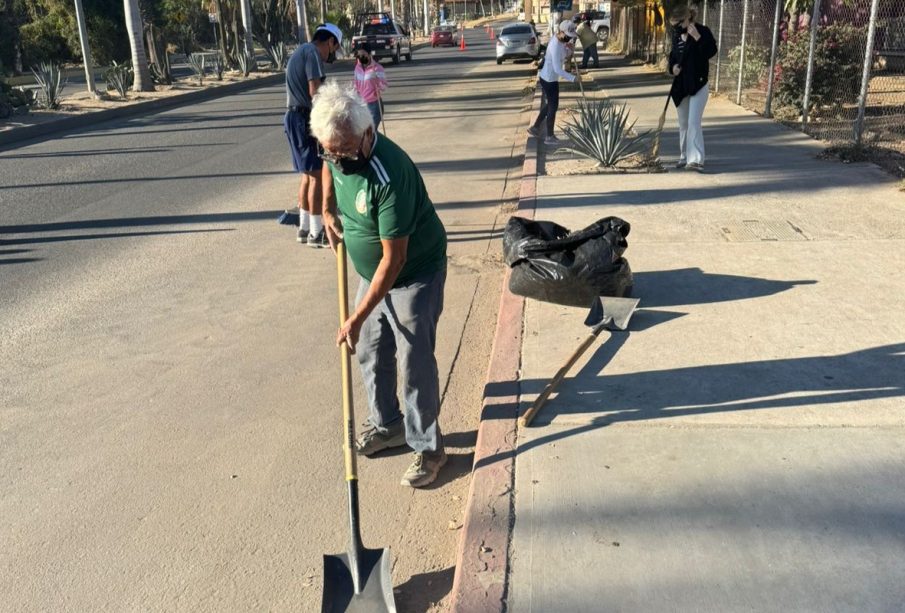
[283,110,323,173]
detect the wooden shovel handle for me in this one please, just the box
[336,242,358,482]
[518,329,602,427]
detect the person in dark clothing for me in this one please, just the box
[668,6,717,171]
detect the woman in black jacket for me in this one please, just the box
[668,6,718,171]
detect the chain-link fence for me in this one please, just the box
[610,0,905,153]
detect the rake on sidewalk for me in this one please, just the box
[519,295,640,427]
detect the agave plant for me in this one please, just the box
[562,97,654,168]
[210,53,225,81]
[149,53,173,85]
[236,48,252,77]
[187,53,206,85]
[31,61,67,110]
[104,61,134,98]
[262,41,286,70]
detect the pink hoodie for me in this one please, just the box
[353,61,387,104]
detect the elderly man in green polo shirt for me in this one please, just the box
[310,81,448,488]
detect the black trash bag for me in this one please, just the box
[503,216,633,308]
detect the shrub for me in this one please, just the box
[562,97,654,167]
[774,23,865,114]
[726,43,770,90]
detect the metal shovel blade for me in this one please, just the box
[584,296,641,331]
[322,548,396,613]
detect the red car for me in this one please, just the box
[431,26,456,47]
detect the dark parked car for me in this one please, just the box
[351,13,413,64]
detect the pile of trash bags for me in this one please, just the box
[502,216,633,307]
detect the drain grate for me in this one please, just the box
[720,220,809,242]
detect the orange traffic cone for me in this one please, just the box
[460,34,466,50]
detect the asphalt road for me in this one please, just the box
[0,29,534,612]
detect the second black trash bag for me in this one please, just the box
[502,216,633,308]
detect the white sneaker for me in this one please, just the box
[527,125,539,137]
[296,227,309,243]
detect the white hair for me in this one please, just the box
[310,81,374,144]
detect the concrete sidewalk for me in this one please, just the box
[486,55,905,610]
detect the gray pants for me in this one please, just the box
[356,268,446,453]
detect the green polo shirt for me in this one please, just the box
[328,134,447,285]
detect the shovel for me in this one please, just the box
[518,295,640,427]
[322,242,397,613]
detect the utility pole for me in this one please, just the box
[72,0,98,96]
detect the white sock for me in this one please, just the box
[298,209,311,233]
[310,215,324,236]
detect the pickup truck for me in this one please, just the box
[351,13,413,65]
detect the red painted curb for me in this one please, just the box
[449,86,542,612]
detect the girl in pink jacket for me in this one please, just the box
[353,44,388,129]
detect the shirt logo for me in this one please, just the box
[355,189,368,214]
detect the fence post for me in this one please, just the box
[737,0,750,104]
[801,0,823,128]
[715,0,725,92]
[764,0,784,117]
[854,0,881,146]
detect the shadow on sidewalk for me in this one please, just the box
[635,268,817,307]
[394,566,455,612]
[477,341,905,468]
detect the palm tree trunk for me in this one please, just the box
[124,0,154,91]
[295,0,310,43]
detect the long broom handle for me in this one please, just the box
[518,328,603,427]
[336,242,358,483]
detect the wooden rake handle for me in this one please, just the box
[518,328,603,427]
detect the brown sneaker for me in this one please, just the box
[355,425,406,456]
[400,451,448,488]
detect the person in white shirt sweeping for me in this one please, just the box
[528,20,578,146]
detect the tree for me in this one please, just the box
[123,0,153,90]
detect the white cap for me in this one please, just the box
[315,23,343,46]
[559,20,578,38]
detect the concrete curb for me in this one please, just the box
[449,85,541,612]
[0,73,284,149]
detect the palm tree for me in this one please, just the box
[124,0,154,91]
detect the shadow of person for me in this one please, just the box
[393,566,455,612]
[634,268,818,308]
[443,429,478,449]
[424,452,474,490]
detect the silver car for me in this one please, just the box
[495,23,540,65]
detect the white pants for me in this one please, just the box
[676,86,709,165]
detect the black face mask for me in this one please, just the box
[674,24,687,34]
[337,132,373,175]
[326,50,337,64]
[358,55,370,65]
